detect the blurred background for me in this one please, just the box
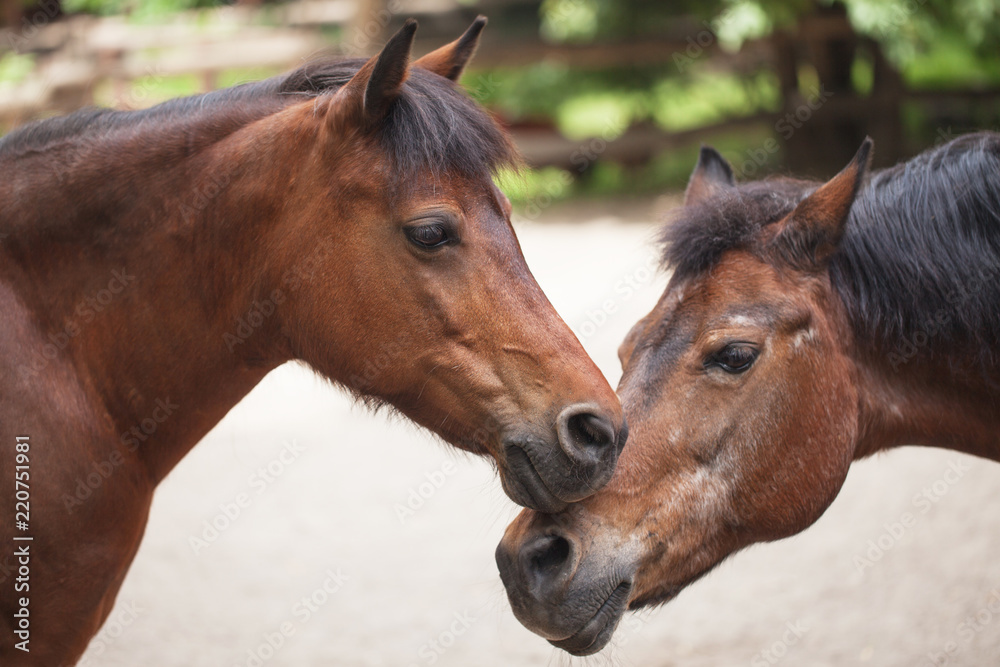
[3,0,1000,197]
[4,1,1000,666]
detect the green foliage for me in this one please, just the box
[0,52,35,86]
[651,69,779,131]
[495,167,573,206]
[471,62,580,119]
[88,67,283,109]
[540,0,600,42]
[539,0,1000,87]
[526,0,1000,200]
[843,0,1000,63]
[62,0,224,18]
[494,125,782,208]
[850,51,874,96]
[711,2,774,51]
[539,0,810,43]
[217,66,283,89]
[471,62,778,140]
[555,93,636,140]
[901,29,1000,89]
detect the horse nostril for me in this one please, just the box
[522,533,576,597]
[570,413,612,449]
[529,535,570,576]
[558,405,617,463]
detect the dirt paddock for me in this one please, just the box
[82,201,1000,667]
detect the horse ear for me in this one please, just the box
[413,15,487,81]
[329,19,417,129]
[685,146,735,205]
[766,137,873,269]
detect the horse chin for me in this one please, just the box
[548,580,632,656]
[500,445,568,512]
[627,584,683,610]
[627,565,712,612]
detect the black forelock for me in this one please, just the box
[0,56,519,181]
[659,177,815,281]
[278,58,519,180]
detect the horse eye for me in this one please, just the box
[708,344,758,374]
[405,223,451,249]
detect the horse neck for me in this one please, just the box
[848,317,1000,463]
[3,104,317,482]
[834,137,1000,462]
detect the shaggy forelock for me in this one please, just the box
[659,178,815,281]
[280,59,519,180]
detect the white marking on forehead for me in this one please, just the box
[792,327,816,349]
[725,315,762,328]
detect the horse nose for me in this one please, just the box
[556,404,622,467]
[500,530,579,606]
[500,406,626,510]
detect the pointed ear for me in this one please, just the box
[329,19,417,128]
[413,15,487,81]
[685,146,735,205]
[765,137,873,269]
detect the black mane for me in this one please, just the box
[661,132,1000,360]
[0,57,518,181]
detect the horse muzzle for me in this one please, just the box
[499,404,627,512]
[495,510,638,655]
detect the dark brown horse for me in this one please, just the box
[0,19,627,665]
[497,133,1000,655]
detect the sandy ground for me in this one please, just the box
[81,200,1000,667]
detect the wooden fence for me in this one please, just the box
[2,0,998,173]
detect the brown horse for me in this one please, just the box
[497,132,1000,655]
[0,19,627,665]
